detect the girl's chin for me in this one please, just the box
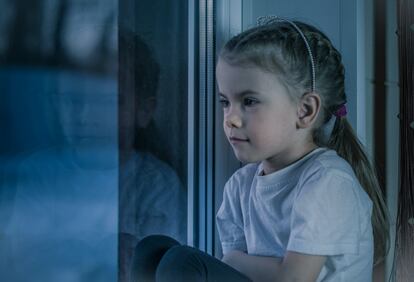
[233,151,257,164]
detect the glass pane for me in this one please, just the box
[0,0,118,281]
[118,0,188,281]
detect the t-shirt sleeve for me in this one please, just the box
[216,176,247,255]
[287,168,364,256]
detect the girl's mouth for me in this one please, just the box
[229,136,249,144]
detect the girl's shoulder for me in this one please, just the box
[297,148,372,208]
[304,148,357,182]
[225,162,260,191]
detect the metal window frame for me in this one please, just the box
[187,0,216,254]
[187,0,197,249]
[188,0,244,256]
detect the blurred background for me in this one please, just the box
[0,0,119,281]
[0,0,188,281]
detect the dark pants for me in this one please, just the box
[131,235,252,282]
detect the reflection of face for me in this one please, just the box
[55,74,117,147]
[216,59,301,168]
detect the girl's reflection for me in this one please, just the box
[118,31,186,282]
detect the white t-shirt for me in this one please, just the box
[216,148,374,282]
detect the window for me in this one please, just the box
[118,1,188,281]
[0,0,188,281]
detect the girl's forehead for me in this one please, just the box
[217,60,262,83]
[216,59,285,94]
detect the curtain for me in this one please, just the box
[395,0,414,281]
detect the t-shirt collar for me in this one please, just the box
[256,147,326,188]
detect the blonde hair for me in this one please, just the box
[220,20,389,264]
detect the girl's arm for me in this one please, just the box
[222,250,326,282]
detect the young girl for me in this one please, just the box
[131,17,389,282]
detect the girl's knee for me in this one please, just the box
[131,234,181,280]
[156,245,202,281]
[157,245,196,268]
[137,234,179,248]
[134,234,180,257]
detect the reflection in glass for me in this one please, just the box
[0,0,189,281]
[0,0,118,281]
[118,29,187,282]
[118,1,188,280]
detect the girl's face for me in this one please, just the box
[216,59,313,173]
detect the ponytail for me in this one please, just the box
[327,118,390,265]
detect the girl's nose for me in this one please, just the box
[225,114,242,128]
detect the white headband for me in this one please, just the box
[257,16,316,93]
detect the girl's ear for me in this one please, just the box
[296,92,321,129]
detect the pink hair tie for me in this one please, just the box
[334,104,347,117]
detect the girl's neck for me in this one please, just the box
[261,142,318,175]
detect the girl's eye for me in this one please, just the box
[219,98,229,108]
[243,98,258,107]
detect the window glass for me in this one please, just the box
[118,1,188,281]
[0,0,118,281]
[0,1,188,281]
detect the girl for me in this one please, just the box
[131,17,389,282]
